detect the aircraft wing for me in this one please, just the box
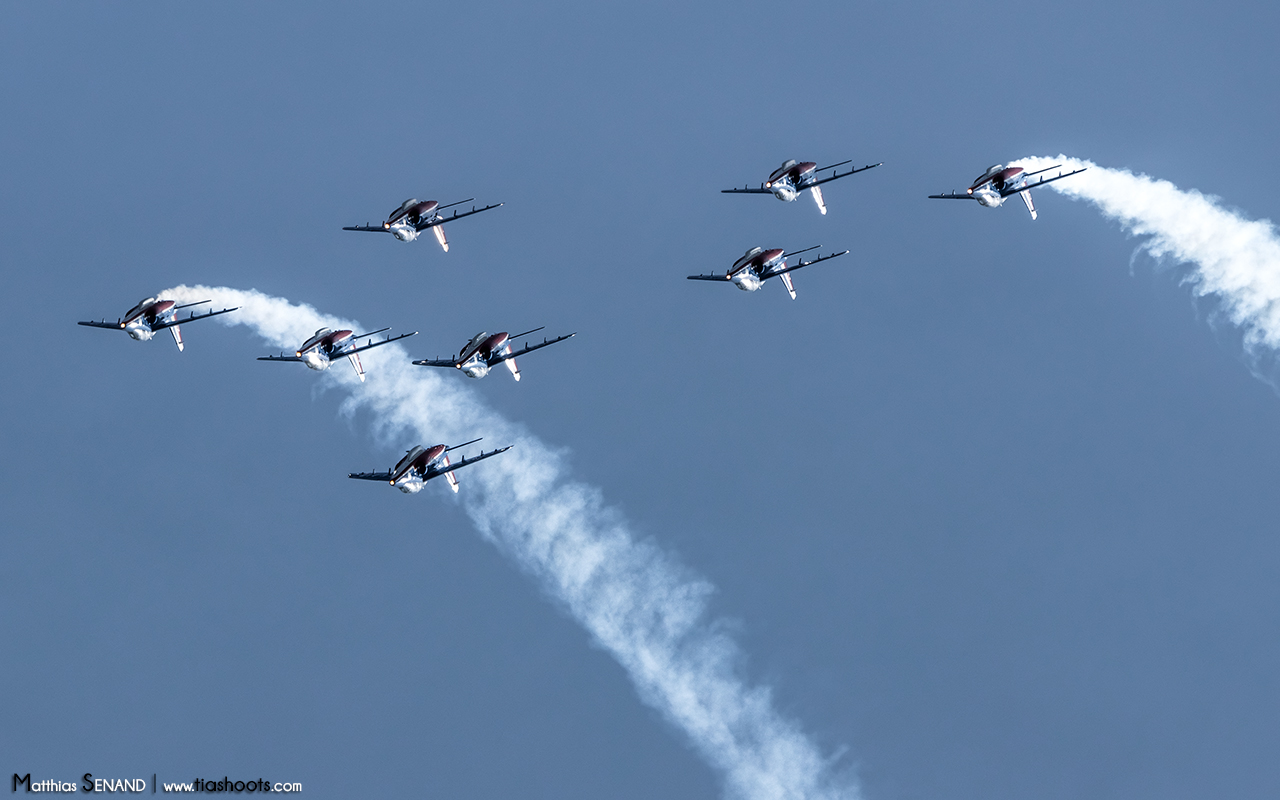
[348,470,394,482]
[414,202,504,231]
[424,445,513,479]
[411,356,460,368]
[151,306,239,331]
[999,167,1087,197]
[343,330,418,357]
[928,191,977,200]
[257,354,305,362]
[805,162,883,188]
[686,273,733,281]
[342,225,390,233]
[763,249,850,278]
[77,319,123,330]
[489,333,576,365]
[720,183,772,194]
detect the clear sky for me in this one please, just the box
[3,2,1279,798]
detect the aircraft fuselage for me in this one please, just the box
[384,198,441,242]
[121,298,177,341]
[295,328,356,371]
[389,444,451,493]
[726,248,785,292]
[765,160,818,201]
[456,331,513,379]
[967,165,1029,208]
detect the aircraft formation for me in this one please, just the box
[78,158,1083,496]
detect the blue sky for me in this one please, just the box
[3,2,1280,798]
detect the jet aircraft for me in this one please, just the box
[928,163,1086,219]
[413,327,575,381]
[688,245,849,299]
[722,158,882,214]
[78,297,239,351]
[257,326,418,382]
[343,197,502,249]
[349,439,512,494]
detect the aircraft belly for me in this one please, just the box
[302,352,330,371]
[732,272,763,292]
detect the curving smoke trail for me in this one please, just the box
[1013,155,1280,365]
[162,285,855,800]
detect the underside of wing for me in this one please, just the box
[1000,167,1087,197]
[152,306,239,331]
[928,191,977,200]
[257,354,305,362]
[424,445,513,479]
[348,470,394,482]
[412,357,460,368]
[687,273,732,281]
[764,250,850,278]
[342,225,391,233]
[77,320,123,329]
[344,330,419,356]
[721,185,772,194]
[490,332,576,364]
[806,162,883,188]
[414,202,504,231]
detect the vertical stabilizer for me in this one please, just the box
[347,352,366,382]
[779,271,797,300]
[504,357,521,381]
[169,325,184,351]
[433,224,449,252]
[1020,189,1037,220]
[809,185,827,215]
[441,454,459,493]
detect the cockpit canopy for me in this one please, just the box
[744,246,763,257]
[464,331,490,352]
[313,327,333,337]
[779,159,797,169]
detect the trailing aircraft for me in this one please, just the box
[258,326,417,382]
[413,327,575,381]
[343,197,502,249]
[349,439,512,494]
[78,297,238,351]
[722,158,882,214]
[687,245,849,299]
[928,163,1086,219]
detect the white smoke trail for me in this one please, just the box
[163,285,855,800]
[1013,155,1280,364]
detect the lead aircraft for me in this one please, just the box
[413,327,575,381]
[257,326,418,382]
[78,297,239,351]
[722,158,882,214]
[928,163,1086,219]
[688,245,849,299]
[349,439,512,494]
[343,197,503,249]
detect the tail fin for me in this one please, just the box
[433,224,449,252]
[347,352,366,382]
[809,185,827,215]
[441,454,460,493]
[779,272,797,300]
[1020,189,1037,220]
[169,325,184,351]
[504,357,521,381]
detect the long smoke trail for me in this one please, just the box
[162,285,854,800]
[1013,155,1280,365]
